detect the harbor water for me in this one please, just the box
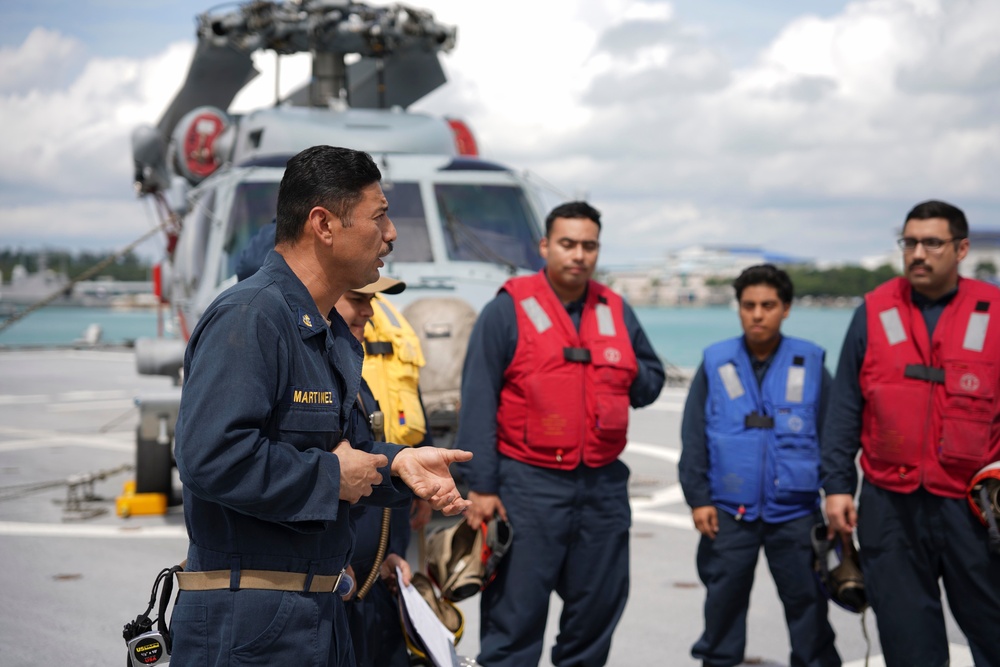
[634,304,856,372]
[0,304,856,371]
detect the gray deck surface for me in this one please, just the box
[0,348,974,666]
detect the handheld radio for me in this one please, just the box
[122,565,182,666]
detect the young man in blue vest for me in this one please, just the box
[456,201,666,667]
[679,264,840,667]
[823,200,1000,667]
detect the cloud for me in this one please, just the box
[0,30,193,256]
[510,0,1000,263]
[0,27,86,95]
[0,31,193,203]
[895,0,1000,94]
[0,197,169,259]
[2,0,1000,268]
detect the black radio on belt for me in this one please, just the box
[564,347,591,363]
[123,565,182,666]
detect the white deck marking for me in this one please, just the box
[625,440,680,462]
[48,399,136,412]
[632,511,693,529]
[0,426,133,452]
[631,483,685,510]
[0,390,132,406]
[58,390,133,401]
[644,401,684,413]
[0,395,49,405]
[843,644,973,667]
[0,521,186,539]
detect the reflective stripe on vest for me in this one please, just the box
[595,303,616,336]
[878,307,908,346]
[786,365,805,403]
[520,296,552,334]
[718,363,745,400]
[964,311,989,352]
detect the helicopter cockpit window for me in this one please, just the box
[382,182,432,262]
[435,184,543,272]
[223,181,280,280]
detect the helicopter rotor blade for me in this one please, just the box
[156,39,259,139]
[347,51,447,110]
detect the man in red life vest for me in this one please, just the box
[823,200,1000,667]
[455,201,665,667]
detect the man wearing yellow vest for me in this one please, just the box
[362,288,429,447]
[337,275,436,667]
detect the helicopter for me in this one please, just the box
[128,0,559,502]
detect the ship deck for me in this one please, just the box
[0,348,974,666]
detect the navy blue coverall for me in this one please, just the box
[822,289,1000,667]
[171,250,413,667]
[679,337,840,667]
[456,285,665,667]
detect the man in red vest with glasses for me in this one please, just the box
[823,200,1000,667]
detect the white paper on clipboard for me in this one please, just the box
[397,566,460,667]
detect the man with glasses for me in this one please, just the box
[822,200,1000,666]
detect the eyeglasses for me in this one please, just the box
[896,237,962,252]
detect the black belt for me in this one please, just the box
[904,364,945,384]
[745,412,774,429]
[365,341,393,356]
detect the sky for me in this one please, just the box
[1,0,999,269]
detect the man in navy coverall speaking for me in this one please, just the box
[170,145,472,667]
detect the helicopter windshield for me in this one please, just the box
[221,178,541,281]
[435,183,543,272]
[224,181,280,280]
[380,182,433,262]
[222,180,435,279]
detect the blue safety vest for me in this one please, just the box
[703,336,824,523]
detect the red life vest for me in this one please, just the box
[496,271,638,470]
[860,276,1000,497]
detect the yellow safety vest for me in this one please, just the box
[362,294,427,446]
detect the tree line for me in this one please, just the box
[706,263,901,298]
[783,263,900,298]
[0,249,152,283]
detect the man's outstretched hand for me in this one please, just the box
[392,447,473,516]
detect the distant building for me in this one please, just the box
[604,245,812,306]
[965,229,1000,283]
[0,263,153,308]
[604,230,1000,308]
